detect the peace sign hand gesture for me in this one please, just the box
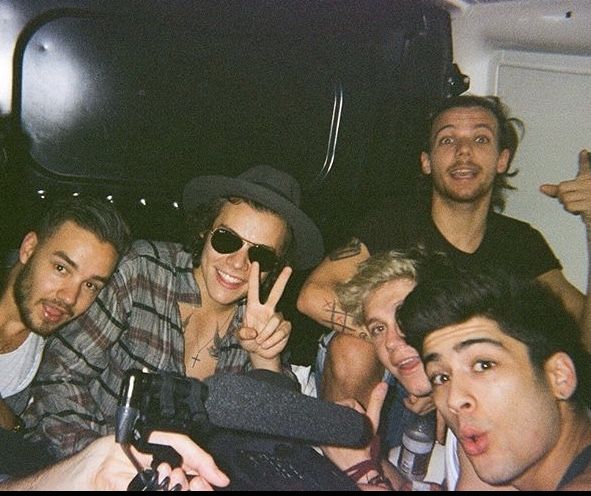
[238,262,293,371]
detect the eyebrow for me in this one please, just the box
[54,250,78,270]
[423,337,505,366]
[54,250,111,285]
[432,122,495,139]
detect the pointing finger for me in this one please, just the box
[578,148,591,177]
[540,183,559,198]
[541,150,591,198]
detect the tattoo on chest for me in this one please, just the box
[185,310,233,368]
[189,327,222,368]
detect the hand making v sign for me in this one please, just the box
[238,262,294,371]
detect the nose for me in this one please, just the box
[455,136,472,156]
[446,376,474,415]
[57,283,81,306]
[384,324,406,352]
[227,245,250,271]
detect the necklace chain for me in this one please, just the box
[191,331,219,366]
[188,310,234,368]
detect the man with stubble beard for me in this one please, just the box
[0,196,131,477]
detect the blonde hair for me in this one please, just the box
[335,250,419,326]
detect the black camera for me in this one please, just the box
[115,368,362,491]
[116,368,212,447]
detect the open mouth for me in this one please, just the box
[450,165,478,179]
[395,355,422,372]
[216,268,246,289]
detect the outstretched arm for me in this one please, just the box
[296,237,371,337]
[298,239,377,406]
[0,431,229,491]
[540,149,591,351]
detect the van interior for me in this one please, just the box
[1,0,589,363]
[1,0,589,361]
[1,1,590,485]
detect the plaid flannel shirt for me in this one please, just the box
[22,239,295,459]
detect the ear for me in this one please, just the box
[19,232,39,264]
[420,151,432,175]
[496,148,511,174]
[545,352,577,401]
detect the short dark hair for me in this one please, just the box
[36,196,132,259]
[398,263,591,412]
[421,94,524,212]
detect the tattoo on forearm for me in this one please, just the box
[321,299,357,334]
[329,237,362,261]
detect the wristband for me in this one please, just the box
[343,434,393,489]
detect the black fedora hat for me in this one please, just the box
[183,165,324,270]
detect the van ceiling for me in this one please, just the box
[1,0,466,364]
[1,0,461,249]
[445,0,518,5]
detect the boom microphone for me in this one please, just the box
[116,369,372,449]
[205,371,372,447]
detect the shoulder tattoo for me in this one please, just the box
[329,237,362,261]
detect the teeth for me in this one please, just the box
[451,169,474,178]
[398,356,417,367]
[218,269,242,284]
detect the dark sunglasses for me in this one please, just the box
[208,228,279,272]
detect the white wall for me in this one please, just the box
[449,0,591,292]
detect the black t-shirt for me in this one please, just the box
[355,195,561,280]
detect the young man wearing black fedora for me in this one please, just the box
[20,165,324,462]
